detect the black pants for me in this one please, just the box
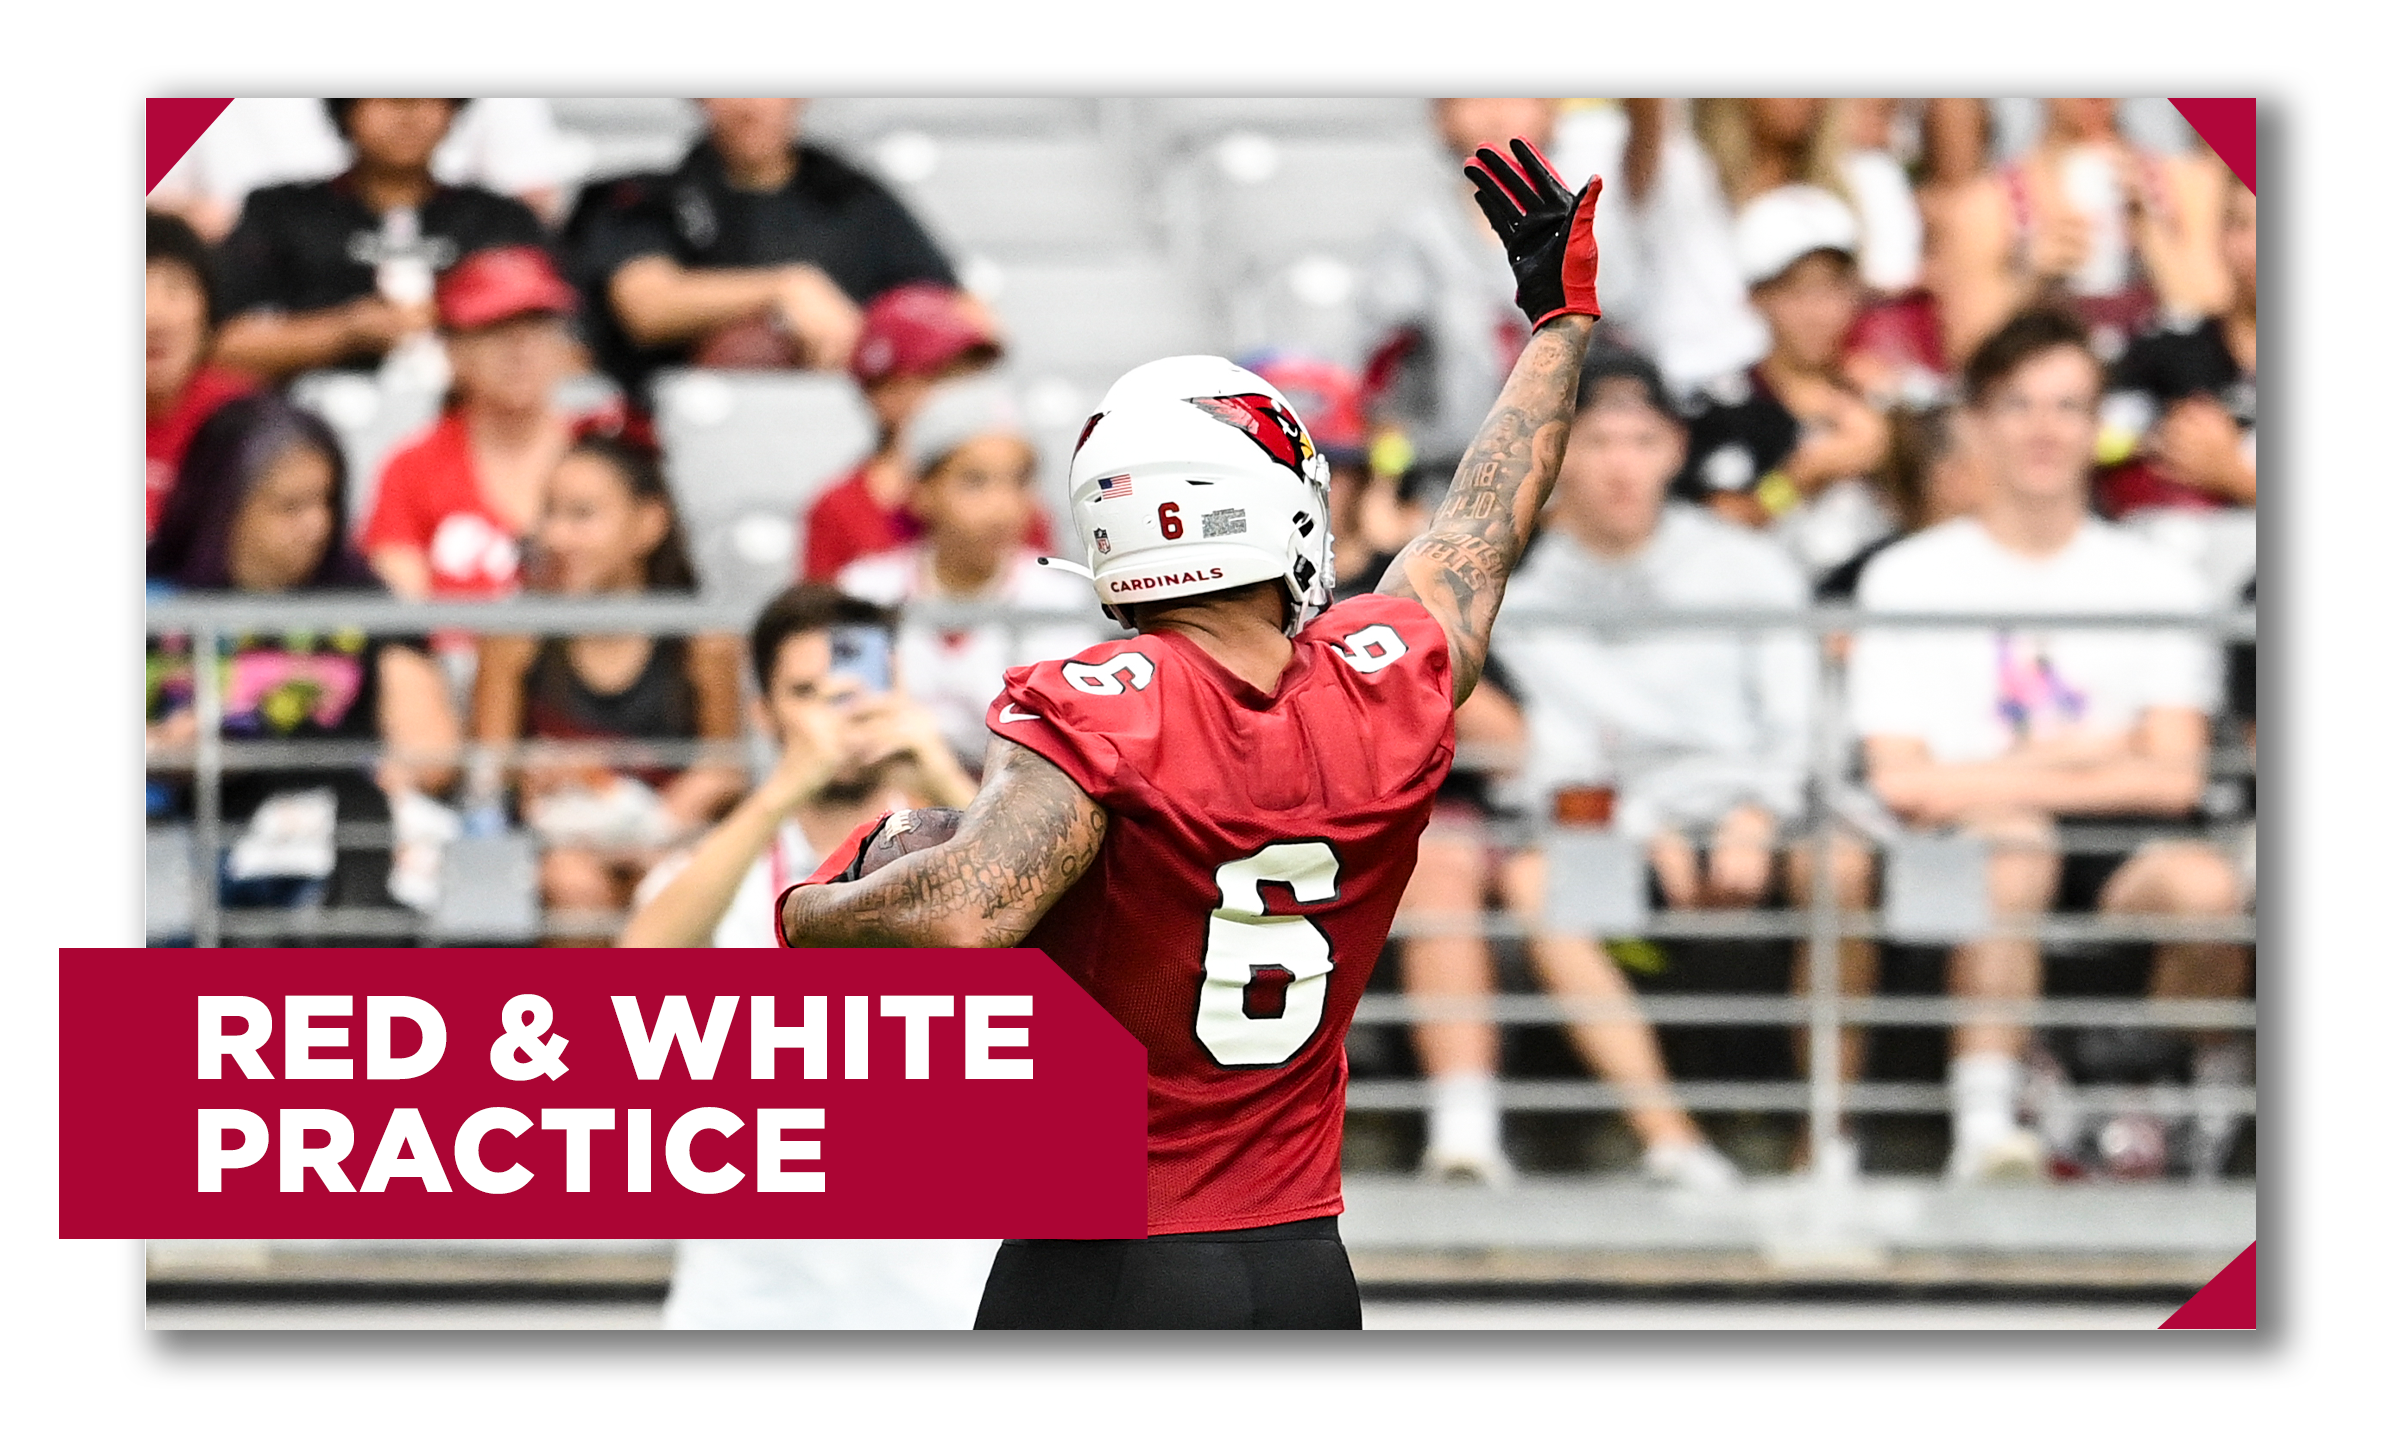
[974,1216,1361,1329]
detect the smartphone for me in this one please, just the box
[827,625,893,694]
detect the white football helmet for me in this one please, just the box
[1055,356,1336,635]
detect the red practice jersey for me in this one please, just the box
[986,592,1456,1234]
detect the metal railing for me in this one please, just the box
[145,594,2259,1166]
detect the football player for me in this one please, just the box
[777,139,1603,1328]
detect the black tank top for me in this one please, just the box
[522,637,697,771]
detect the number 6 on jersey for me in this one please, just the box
[1193,842,1341,1067]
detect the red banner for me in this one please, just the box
[59,947,1148,1240]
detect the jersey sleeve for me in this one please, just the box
[1303,592,1459,789]
[1307,591,1455,704]
[986,638,1173,812]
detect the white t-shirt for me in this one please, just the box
[836,547,1108,768]
[1847,517,2220,764]
[1497,506,1814,838]
[631,818,815,950]
[636,814,1003,1329]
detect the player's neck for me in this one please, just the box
[1140,594,1294,694]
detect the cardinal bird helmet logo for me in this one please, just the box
[1186,393,1316,480]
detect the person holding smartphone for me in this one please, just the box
[618,584,973,951]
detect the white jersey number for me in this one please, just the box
[1061,651,1157,696]
[1192,842,1341,1068]
[1336,623,1406,674]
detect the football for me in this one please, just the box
[851,807,965,877]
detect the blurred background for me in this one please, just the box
[142,96,2255,1328]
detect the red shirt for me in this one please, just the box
[359,411,525,599]
[988,594,1456,1234]
[145,366,256,538]
[800,462,1058,582]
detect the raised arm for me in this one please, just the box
[1378,136,1603,705]
[1379,315,1591,703]
[775,736,1107,949]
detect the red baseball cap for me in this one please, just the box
[850,282,1002,386]
[1243,352,1368,459]
[437,246,578,331]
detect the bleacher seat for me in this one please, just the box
[1138,98,1430,152]
[546,97,703,180]
[872,136,1150,258]
[808,97,1100,144]
[1163,135,1448,365]
[650,370,877,609]
[978,254,1219,381]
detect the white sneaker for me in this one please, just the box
[1945,1125,2045,1184]
[1419,1141,1516,1187]
[1641,1140,1743,1191]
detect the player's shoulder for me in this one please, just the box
[1298,593,1453,695]
[1003,629,1181,714]
[1302,592,1446,651]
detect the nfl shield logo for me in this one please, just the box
[1094,528,1112,554]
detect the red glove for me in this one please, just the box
[773,811,892,948]
[1465,136,1603,329]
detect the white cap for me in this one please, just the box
[901,373,1027,477]
[1734,184,1860,286]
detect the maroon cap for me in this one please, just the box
[849,282,1002,386]
[437,246,577,331]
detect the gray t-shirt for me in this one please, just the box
[1495,504,1814,837]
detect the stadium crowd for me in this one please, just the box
[144,97,2257,1190]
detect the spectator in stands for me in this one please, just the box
[1692,99,1923,300]
[146,394,460,927]
[1817,403,1990,604]
[1679,185,1897,578]
[1494,347,1828,1191]
[213,99,549,382]
[1916,100,2231,367]
[619,585,990,1326]
[622,584,975,948]
[569,98,959,403]
[151,98,581,241]
[2097,176,2257,519]
[1359,99,1554,468]
[1847,308,2246,1183]
[147,210,255,539]
[1915,98,2041,366]
[1803,402,1989,1155]
[361,247,586,601]
[835,375,1104,772]
[470,428,748,942]
[800,283,1054,581]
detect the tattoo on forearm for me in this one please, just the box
[777,739,1107,949]
[1378,317,1591,702]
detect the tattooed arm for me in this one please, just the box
[775,736,1108,948]
[1377,314,1594,705]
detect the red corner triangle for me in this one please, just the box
[147,98,233,195]
[2159,1242,2256,1328]
[2170,98,2256,194]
